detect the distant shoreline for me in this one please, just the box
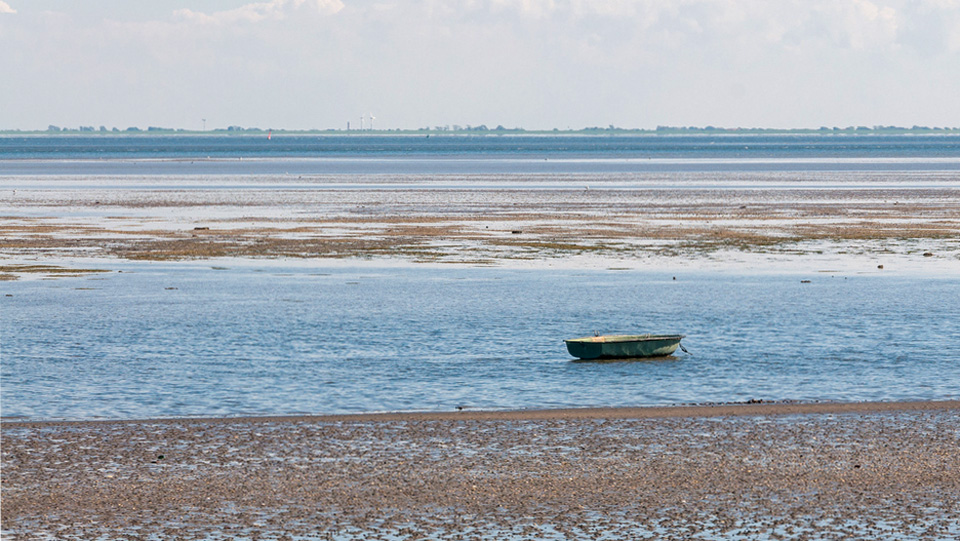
[4,127,960,136]
[6,399,959,428]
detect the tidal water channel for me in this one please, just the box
[3,264,958,421]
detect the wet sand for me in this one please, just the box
[4,401,959,540]
[2,171,958,277]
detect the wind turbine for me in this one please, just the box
[369,114,375,131]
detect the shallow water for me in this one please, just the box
[3,264,958,420]
[3,133,960,175]
[3,134,960,160]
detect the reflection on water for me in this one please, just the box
[2,264,959,420]
[571,356,685,364]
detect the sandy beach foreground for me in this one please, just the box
[3,401,959,540]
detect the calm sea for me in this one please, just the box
[1,134,959,421]
[3,265,960,420]
[2,133,960,175]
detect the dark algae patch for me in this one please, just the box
[0,265,111,280]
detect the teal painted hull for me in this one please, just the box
[565,334,684,360]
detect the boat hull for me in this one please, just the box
[565,334,684,360]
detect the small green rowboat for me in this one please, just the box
[565,334,686,360]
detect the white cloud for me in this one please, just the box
[493,0,558,18]
[907,0,960,52]
[174,0,343,25]
[1,0,958,129]
[0,1,16,15]
[841,0,899,49]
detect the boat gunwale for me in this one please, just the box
[564,334,685,344]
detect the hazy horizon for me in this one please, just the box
[5,124,960,134]
[3,1,960,131]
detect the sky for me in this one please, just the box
[2,0,959,131]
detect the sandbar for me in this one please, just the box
[2,171,958,277]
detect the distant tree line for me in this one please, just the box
[10,124,959,135]
[415,125,523,132]
[651,125,960,134]
[44,125,199,133]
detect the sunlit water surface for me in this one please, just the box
[3,265,958,420]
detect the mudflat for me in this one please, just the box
[4,401,959,540]
[2,171,958,278]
